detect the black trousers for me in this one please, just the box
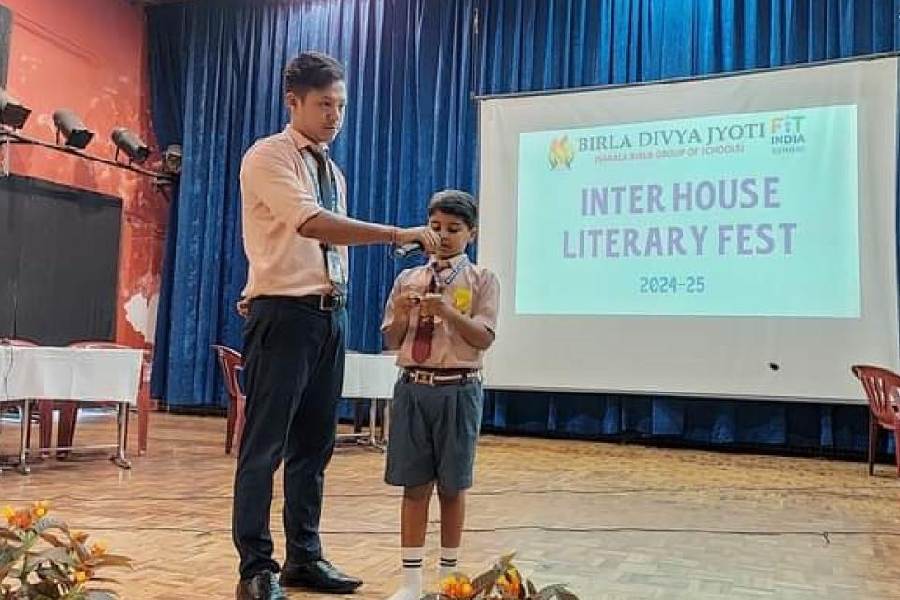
[232,296,347,579]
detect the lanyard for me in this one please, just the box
[299,148,341,213]
[433,255,469,287]
[299,147,347,292]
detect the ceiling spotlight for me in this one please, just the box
[162,144,182,175]
[0,88,30,129]
[52,109,93,149]
[111,127,150,164]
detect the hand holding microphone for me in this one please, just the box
[393,226,440,258]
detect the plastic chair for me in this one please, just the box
[851,365,900,476]
[212,344,245,454]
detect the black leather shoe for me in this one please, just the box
[236,570,287,600]
[279,559,363,593]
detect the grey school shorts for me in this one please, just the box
[385,380,484,492]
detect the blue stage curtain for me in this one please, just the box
[148,0,897,454]
[148,0,477,408]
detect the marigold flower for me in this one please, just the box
[12,509,32,529]
[90,541,107,556]
[441,574,475,598]
[31,500,50,518]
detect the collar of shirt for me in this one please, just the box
[428,253,468,273]
[283,124,329,155]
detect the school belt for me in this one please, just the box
[400,368,481,386]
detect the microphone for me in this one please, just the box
[393,242,424,258]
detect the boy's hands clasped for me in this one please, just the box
[396,289,452,319]
[418,292,450,318]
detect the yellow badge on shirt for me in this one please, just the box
[453,287,473,313]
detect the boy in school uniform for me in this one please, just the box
[380,189,500,600]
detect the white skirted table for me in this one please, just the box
[340,352,400,450]
[0,345,143,474]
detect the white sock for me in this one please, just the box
[439,546,459,580]
[387,546,424,600]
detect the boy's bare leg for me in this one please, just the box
[387,482,434,600]
[437,488,465,547]
[402,482,434,545]
[438,488,466,579]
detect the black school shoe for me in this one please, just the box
[236,570,287,600]
[279,559,363,593]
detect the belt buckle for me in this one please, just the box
[412,370,435,386]
[319,295,344,311]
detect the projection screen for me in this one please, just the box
[477,55,899,402]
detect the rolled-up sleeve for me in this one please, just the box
[472,270,500,334]
[240,143,322,231]
[381,279,401,332]
[382,270,416,332]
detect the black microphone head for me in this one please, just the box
[393,242,424,259]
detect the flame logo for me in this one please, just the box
[548,136,575,170]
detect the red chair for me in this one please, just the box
[851,365,900,476]
[212,345,245,454]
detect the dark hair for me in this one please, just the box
[427,189,477,229]
[284,52,345,97]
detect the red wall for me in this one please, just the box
[3,0,165,350]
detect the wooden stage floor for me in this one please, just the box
[2,411,900,599]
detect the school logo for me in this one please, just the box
[548,135,575,170]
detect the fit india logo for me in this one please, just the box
[769,115,806,154]
[548,135,575,170]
